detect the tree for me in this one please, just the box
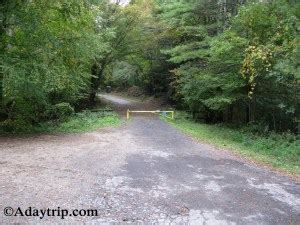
[156,0,299,131]
[0,0,111,124]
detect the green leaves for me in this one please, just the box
[158,0,299,131]
[0,0,111,123]
[0,0,299,133]
[162,42,209,64]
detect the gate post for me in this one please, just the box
[127,109,130,120]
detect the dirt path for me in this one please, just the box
[0,94,299,224]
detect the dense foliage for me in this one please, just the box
[108,0,299,133]
[155,0,300,133]
[0,0,113,129]
[1,0,299,134]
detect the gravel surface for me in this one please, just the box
[0,94,299,224]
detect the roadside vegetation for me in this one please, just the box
[0,0,299,169]
[0,111,120,135]
[167,113,299,175]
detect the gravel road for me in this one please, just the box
[0,94,299,224]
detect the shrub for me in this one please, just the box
[0,118,32,133]
[54,103,75,120]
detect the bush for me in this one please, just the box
[0,118,32,133]
[54,103,75,120]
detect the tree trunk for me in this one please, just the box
[89,61,106,103]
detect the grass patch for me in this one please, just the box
[0,111,121,135]
[166,113,300,175]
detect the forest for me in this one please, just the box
[1,1,300,223]
[0,0,299,135]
